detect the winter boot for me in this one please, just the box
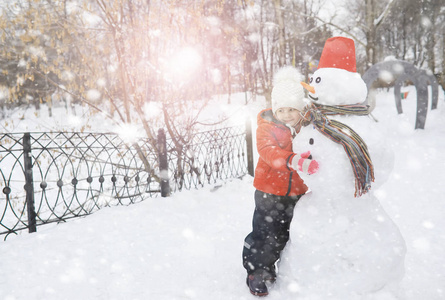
[246,270,275,296]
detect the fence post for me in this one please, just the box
[23,133,37,233]
[157,129,170,197]
[245,118,255,177]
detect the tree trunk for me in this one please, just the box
[427,11,437,74]
[273,0,286,66]
[441,31,445,90]
[365,0,376,68]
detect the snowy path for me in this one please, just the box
[0,179,257,300]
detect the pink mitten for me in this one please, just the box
[291,151,319,175]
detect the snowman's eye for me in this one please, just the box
[315,77,321,83]
[309,138,314,145]
[309,77,313,83]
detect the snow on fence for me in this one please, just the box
[0,124,254,240]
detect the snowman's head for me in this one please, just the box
[303,68,368,106]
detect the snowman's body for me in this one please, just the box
[279,66,406,296]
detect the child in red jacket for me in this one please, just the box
[243,67,319,296]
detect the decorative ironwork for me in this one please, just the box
[167,125,250,192]
[0,125,252,239]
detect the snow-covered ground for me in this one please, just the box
[0,86,444,299]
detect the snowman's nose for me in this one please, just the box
[301,82,315,94]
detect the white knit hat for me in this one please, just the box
[271,66,306,113]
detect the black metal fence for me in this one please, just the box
[0,123,254,240]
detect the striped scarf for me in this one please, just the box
[301,103,374,197]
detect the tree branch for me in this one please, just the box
[374,0,396,28]
[299,12,366,47]
[31,67,117,123]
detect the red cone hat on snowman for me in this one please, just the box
[302,36,368,105]
[318,36,357,72]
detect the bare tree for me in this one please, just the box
[0,0,236,190]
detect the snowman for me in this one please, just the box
[278,37,407,297]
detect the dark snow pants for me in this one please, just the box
[242,189,302,276]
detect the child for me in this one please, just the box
[243,66,319,296]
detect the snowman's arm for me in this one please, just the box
[256,127,296,172]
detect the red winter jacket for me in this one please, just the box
[253,109,308,196]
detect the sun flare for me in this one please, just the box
[164,47,202,83]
